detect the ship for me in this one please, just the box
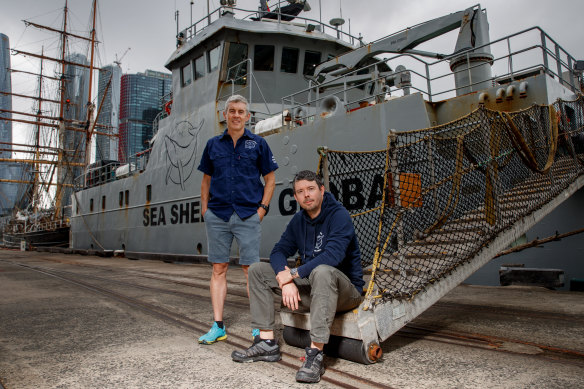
[69,1,583,363]
[0,0,106,249]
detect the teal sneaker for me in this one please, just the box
[252,328,260,339]
[198,323,227,345]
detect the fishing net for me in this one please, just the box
[318,96,584,304]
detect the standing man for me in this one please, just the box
[197,95,278,344]
[231,170,364,384]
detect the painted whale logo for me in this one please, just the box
[164,119,204,190]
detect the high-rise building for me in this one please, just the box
[0,33,21,215]
[118,70,171,162]
[60,53,89,207]
[94,64,121,162]
[0,33,11,158]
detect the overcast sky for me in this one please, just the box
[3,0,584,144]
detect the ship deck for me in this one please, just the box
[0,249,583,388]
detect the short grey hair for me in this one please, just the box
[224,94,249,114]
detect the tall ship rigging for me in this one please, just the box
[0,0,107,248]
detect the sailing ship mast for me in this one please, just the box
[32,47,44,213]
[53,0,71,221]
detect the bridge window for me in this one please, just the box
[90,198,94,212]
[208,45,221,73]
[181,62,192,86]
[226,42,248,85]
[102,196,106,210]
[146,185,152,202]
[125,190,129,206]
[281,47,299,73]
[195,55,205,79]
[119,191,123,207]
[254,45,275,71]
[303,50,321,76]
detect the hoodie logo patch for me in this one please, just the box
[314,232,324,253]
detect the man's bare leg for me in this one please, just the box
[241,264,250,297]
[211,262,229,321]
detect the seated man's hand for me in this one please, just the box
[281,282,301,311]
[276,266,294,288]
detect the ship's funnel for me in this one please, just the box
[449,7,494,95]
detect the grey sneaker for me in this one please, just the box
[296,347,325,383]
[231,338,281,363]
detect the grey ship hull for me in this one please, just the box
[70,72,581,263]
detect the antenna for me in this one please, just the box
[114,47,131,66]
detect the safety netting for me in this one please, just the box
[318,96,584,305]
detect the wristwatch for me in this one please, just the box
[290,268,298,277]
[259,203,270,214]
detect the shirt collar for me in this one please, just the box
[220,128,252,141]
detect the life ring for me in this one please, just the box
[164,100,173,115]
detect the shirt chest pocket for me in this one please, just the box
[238,151,259,176]
[209,151,231,177]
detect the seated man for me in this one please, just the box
[231,170,364,383]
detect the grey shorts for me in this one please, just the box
[204,209,261,265]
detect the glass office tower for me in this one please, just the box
[60,53,89,207]
[0,33,21,215]
[118,70,171,162]
[94,64,122,162]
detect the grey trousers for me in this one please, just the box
[248,262,363,344]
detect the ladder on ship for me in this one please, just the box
[280,97,584,364]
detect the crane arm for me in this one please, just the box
[313,4,489,83]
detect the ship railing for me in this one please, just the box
[424,26,581,101]
[152,111,164,136]
[179,3,363,48]
[73,161,121,191]
[127,149,151,173]
[24,218,69,233]
[282,26,581,122]
[152,91,173,139]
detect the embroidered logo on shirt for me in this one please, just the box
[314,232,324,253]
[245,140,257,149]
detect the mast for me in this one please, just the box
[32,47,44,212]
[53,0,69,221]
[84,0,98,169]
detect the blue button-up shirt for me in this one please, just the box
[198,128,278,221]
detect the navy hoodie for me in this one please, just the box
[270,192,365,291]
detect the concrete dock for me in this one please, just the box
[0,249,583,388]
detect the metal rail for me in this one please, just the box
[282,26,582,121]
